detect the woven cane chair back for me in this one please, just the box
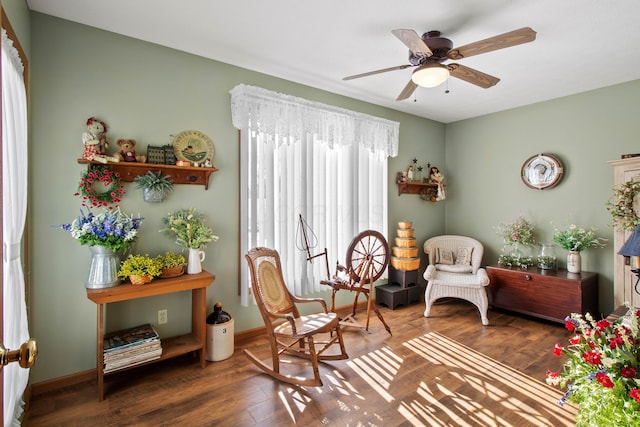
[246,248,298,320]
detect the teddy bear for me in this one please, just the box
[82,117,119,163]
[115,138,146,163]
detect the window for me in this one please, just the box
[231,85,399,306]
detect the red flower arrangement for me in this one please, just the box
[547,310,640,426]
[74,165,125,208]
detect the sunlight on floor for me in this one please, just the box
[271,330,576,426]
[276,368,368,424]
[346,345,404,403]
[278,387,312,421]
[400,332,576,426]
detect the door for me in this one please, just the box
[1,5,39,424]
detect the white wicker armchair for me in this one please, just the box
[423,235,490,325]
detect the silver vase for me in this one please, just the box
[86,245,121,289]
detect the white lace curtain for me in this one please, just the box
[230,84,399,156]
[230,85,398,306]
[2,28,29,426]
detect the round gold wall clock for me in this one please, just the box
[521,153,564,190]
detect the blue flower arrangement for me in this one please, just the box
[57,207,143,251]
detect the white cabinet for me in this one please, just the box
[609,157,640,308]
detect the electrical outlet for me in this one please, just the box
[158,309,168,325]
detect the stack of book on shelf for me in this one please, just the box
[103,324,162,373]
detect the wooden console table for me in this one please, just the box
[486,265,598,323]
[86,270,215,400]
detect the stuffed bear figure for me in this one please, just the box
[82,117,119,163]
[115,138,146,163]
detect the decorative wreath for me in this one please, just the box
[607,179,640,231]
[74,165,125,208]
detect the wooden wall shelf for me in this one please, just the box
[397,181,438,197]
[78,159,219,189]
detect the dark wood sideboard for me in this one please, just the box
[486,265,599,323]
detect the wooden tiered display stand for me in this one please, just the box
[376,222,421,309]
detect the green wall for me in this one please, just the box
[27,13,444,383]
[20,8,640,385]
[445,81,640,313]
[3,0,30,54]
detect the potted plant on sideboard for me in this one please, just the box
[118,254,163,285]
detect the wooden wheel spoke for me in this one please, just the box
[345,230,390,283]
[370,256,385,270]
[352,248,369,259]
[368,240,384,253]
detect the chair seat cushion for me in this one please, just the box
[424,265,490,288]
[429,272,485,288]
[435,264,473,274]
[274,312,338,336]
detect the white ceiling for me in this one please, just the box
[26,0,640,123]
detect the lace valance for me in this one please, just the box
[230,84,399,157]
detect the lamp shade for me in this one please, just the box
[618,224,640,257]
[411,64,450,88]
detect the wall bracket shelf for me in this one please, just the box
[78,159,218,189]
[397,181,438,201]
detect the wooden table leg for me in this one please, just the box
[192,287,207,368]
[96,303,105,401]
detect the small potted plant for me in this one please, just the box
[118,254,163,285]
[552,224,606,273]
[495,214,536,268]
[134,170,174,203]
[155,252,186,278]
[160,208,219,274]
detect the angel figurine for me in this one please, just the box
[430,166,446,201]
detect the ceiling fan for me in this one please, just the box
[343,27,536,101]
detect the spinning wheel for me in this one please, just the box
[322,230,392,335]
[345,230,389,284]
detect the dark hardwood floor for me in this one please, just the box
[25,299,578,426]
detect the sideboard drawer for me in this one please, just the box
[486,265,599,323]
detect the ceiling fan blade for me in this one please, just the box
[447,27,536,60]
[448,63,500,88]
[396,79,418,101]
[391,29,433,57]
[343,64,413,81]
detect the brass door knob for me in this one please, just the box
[0,339,37,371]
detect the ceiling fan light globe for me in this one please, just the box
[411,64,450,88]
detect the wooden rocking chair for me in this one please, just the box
[243,247,349,387]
